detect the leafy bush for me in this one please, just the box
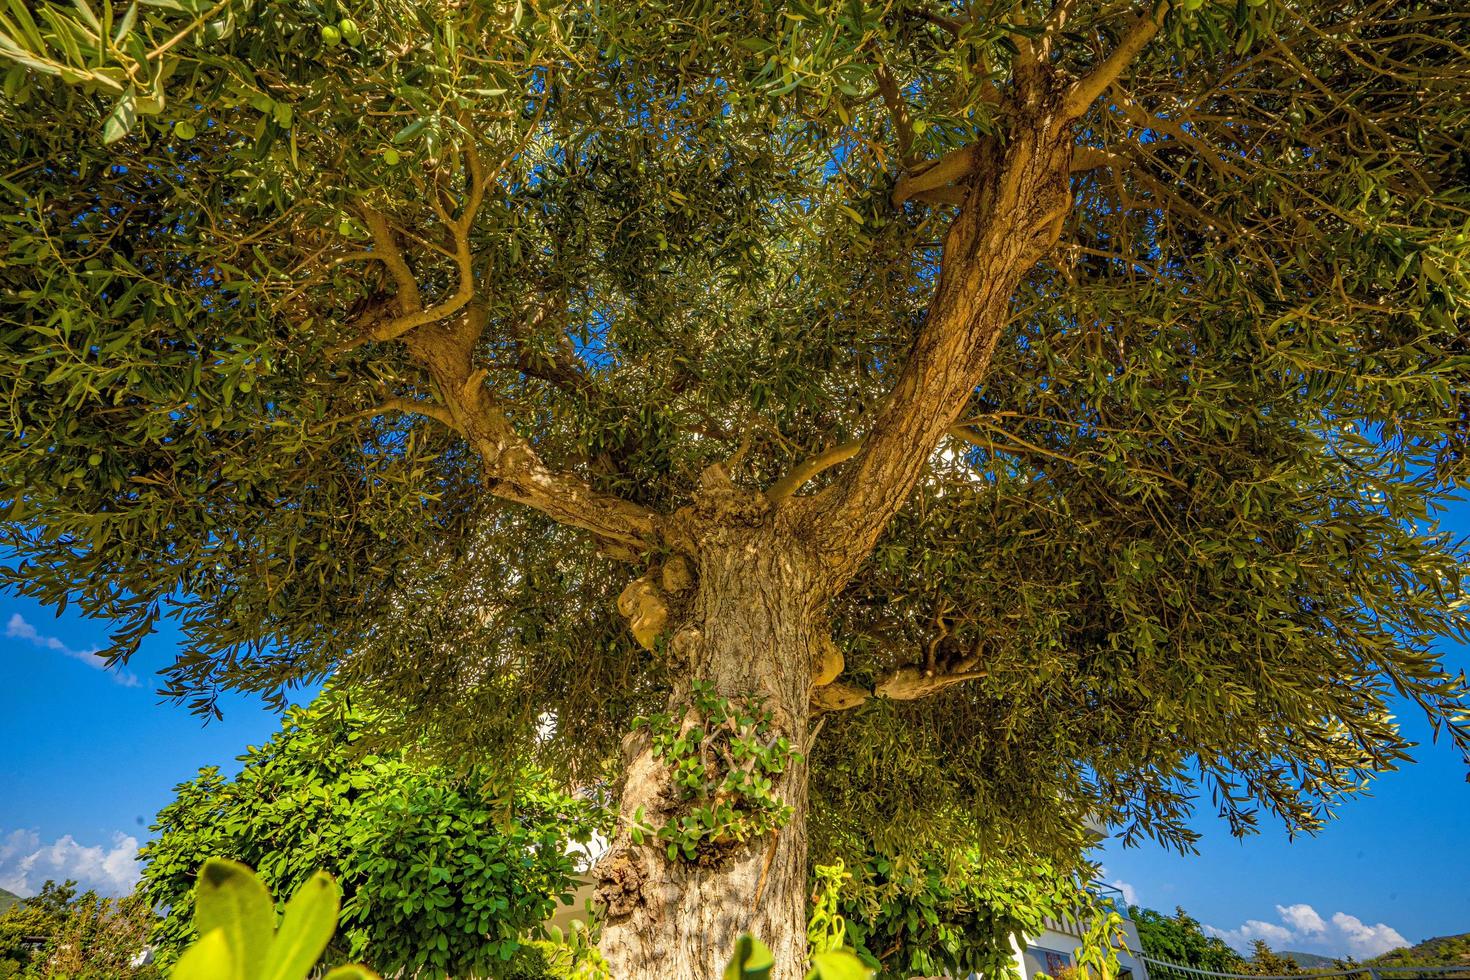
[837,850,1107,980]
[141,691,603,978]
[1130,906,1249,973]
[0,880,158,980]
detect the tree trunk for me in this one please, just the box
[590,104,1078,980]
[596,514,820,980]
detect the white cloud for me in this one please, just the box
[1098,866,1138,906]
[1111,877,1138,906]
[1330,913,1408,959]
[6,613,139,687]
[1278,904,1328,936]
[0,828,142,897]
[1205,903,1409,960]
[1207,919,1295,949]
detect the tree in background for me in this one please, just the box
[1245,941,1307,977]
[0,880,158,980]
[140,691,602,978]
[2,1,1468,977]
[1130,906,1247,974]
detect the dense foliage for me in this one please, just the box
[1130,906,1248,974]
[140,691,602,978]
[839,852,1104,980]
[0,880,158,980]
[2,0,1468,972]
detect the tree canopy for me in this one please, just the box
[2,0,1468,975]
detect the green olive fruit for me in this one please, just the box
[87,453,103,467]
[382,147,401,166]
[174,120,197,140]
[321,24,342,47]
[339,18,361,45]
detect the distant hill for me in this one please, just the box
[0,887,19,914]
[1281,952,1339,969]
[1369,933,1470,969]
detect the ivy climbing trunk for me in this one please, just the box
[596,513,822,980]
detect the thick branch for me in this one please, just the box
[874,63,917,166]
[811,657,989,713]
[358,207,423,313]
[891,144,980,206]
[412,326,659,557]
[366,397,461,432]
[329,142,491,358]
[329,230,475,357]
[1062,0,1168,119]
[797,124,1074,591]
[765,438,863,502]
[875,663,988,700]
[1070,145,1123,173]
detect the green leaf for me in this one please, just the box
[807,950,873,980]
[392,117,430,144]
[261,871,341,980]
[194,858,275,980]
[101,88,137,144]
[723,934,774,980]
[170,928,235,980]
[323,967,383,980]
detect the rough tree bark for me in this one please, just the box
[596,472,824,980]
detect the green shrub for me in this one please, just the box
[141,691,603,978]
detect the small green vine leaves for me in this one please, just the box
[633,682,801,863]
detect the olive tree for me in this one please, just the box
[1,1,1467,977]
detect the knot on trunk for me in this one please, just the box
[661,554,696,593]
[617,557,697,651]
[618,574,670,651]
[672,463,772,541]
[811,681,869,713]
[594,850,648,920]
[810,635,843,687]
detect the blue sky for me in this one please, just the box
[1098,492,1470,959]
[1,506,1466,961]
